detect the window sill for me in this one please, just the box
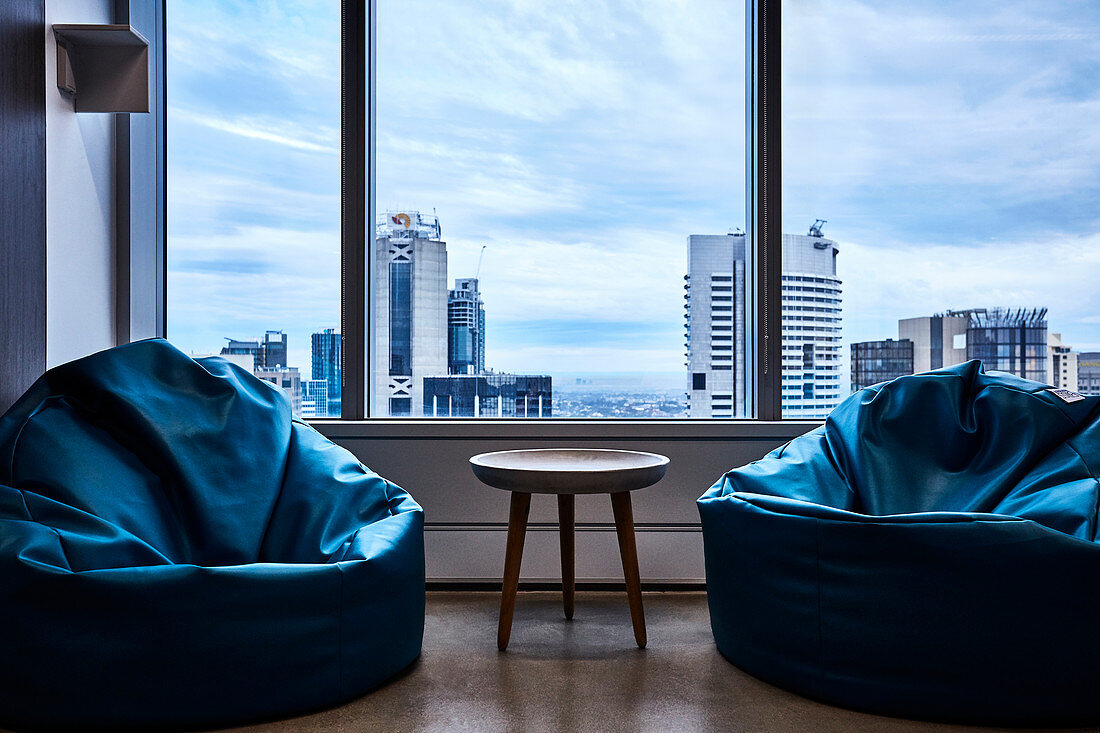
[310,418,819,441]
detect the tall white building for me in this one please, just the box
[373,211,448,417]
[780,230,843,418]
[1049,332,1078,391]
[685,225,842,419]
[684,233,748,417]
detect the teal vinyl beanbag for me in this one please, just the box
[0,340,424,730]
[699,361,1100,725]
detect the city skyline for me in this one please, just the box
[194,210,1093,420]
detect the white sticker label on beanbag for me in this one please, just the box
[1048,388,1085,403]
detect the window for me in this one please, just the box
[165,1,1095,424]
[784,0,1100,411]
[166,2,343,418]
[375,0,746,418]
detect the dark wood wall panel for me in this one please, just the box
[0,0,47,413]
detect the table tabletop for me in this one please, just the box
[469,448,669,494]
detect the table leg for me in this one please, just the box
[610,491,646,648]
[558,494,575,620]
[498,491,531,651]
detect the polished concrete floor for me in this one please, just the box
[223,591,1095,733]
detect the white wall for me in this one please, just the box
[319,421,813,583]
[44,0,116,368]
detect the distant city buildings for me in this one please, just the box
[850,339,913,392]
[1048,333,1078,391]
[856,308,1059,389]
[200,215,1094,421]
[220,338,262,369]
[210,329,341,418]
[311,328,341,416]
[448,278,485,375]
[220,331,289,371]
[684,223,842,419]
[966,307,1048,383]
[898,314,968,373]
[1079,353,1100,396]
[254,365,301,414]
[423,374,551,417]
[262,330,288,369]
[301,379,329,419]
[372,210,551,417]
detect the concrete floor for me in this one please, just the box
[220,591,1095,733]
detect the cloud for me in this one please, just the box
[783,0,1100,248]
[173,109,337,155]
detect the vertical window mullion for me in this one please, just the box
[341,0,367,419]
[747,0,783,420]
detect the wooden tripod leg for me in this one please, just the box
[498,491,531,651]
[610,491,646,648]
[558,494,575,620]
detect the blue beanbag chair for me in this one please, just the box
[0,340,424,730]
[699,361,1100,725]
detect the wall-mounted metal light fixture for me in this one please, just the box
[53,24,149,113]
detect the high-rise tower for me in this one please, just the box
[262,330,288,369]
[780,230,843,418]
[448,278,485,375]
[311,328,341,416]
[684,224,843,419]
[372,211,448,416]
[684,232,748,417]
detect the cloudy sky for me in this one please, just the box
[167,0,1100,381]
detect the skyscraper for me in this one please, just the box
[311,328,341,416]
[684,224,842,419]
[372,211,448,416]
[780,229,843,418]
[448,278,485,375]
[684,232,748,417]
[262,330,288,369]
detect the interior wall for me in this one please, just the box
[44,0,116,368]
[0,0,47,414]
[321,423,809,583]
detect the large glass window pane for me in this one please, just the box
[167,1,342,417]
[783,0,1100,416]
[375,0,747,418]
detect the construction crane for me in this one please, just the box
[809,219,827,237]
[475,245,487,281]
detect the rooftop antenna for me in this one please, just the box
[475,244,487,281]
[809,219,827,237]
